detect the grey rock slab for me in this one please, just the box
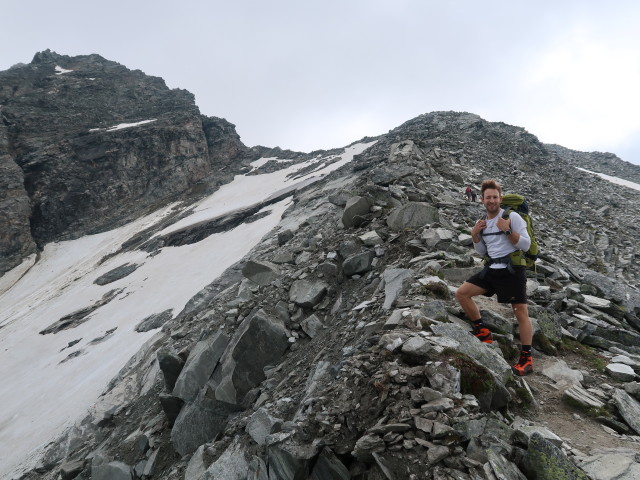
[359,230,383,246]
[246,456,269,480]
[242,260,280,286]
[172,331,229,402]
[92,461,133,480]
[606,363,637,382]
[212,309,289,405]
[204,438,250,480]
[382,268,414,310]
[170,396,241,457]
[541,359,584,387]
[401,336,433,360]
[301,314,324,338]
[309,448,351,480]
[289,279,329,308]
[430,322,512,385]
[524,432,589,480]
[575,448,640,480]
[514,425,563,447]
[60,459,84,480]
[612,388,640,435]
[487,449,527,480]
[268,439,319,480]
[246,408,283,446]
[426,444,450,464]
[421,227,456,248]
[94,263,139,286]
[343,250,375,276]
[351,434,385,462]
[386,202,439,231]
[563,385,606,409]
[135,309,173,332]
[185,445,207,480]
[342,196,371,228]
[582,294,612,309]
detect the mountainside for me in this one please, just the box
[0,50,248,275]
[2,54,640,480]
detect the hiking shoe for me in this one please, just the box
[511,352,533,376]
[472,327,493,344]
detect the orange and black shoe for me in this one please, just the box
[472,326,493,344]
[512,351,533,376]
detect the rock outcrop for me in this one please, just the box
[0,50,249,274]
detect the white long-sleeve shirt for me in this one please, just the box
[473,209,531,269]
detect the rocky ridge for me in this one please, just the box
[0,50,251,274]
[10,111,640,480]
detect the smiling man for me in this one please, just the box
[455,179,534,376]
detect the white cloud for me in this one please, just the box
[522,25,640,155]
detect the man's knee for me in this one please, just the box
[455,284,473,302]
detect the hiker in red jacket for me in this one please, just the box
[465,185,473,202]
[455,179,534,376]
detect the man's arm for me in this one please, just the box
[506,212,530,250]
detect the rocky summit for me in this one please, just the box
[0,50,248,274]
[2,53,640,480]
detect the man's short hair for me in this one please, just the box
[481,179,502,196]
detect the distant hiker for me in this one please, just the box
[471,189,477,202]
[454,179,534,376]
[465,185,473,202]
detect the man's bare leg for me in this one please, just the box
[512,303,532,345]
[455,282,487,321]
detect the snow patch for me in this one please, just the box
[249,156,293,171]
[89,119,157,132]
[576,167,640,192]
[54,65,73,75]
[160,140,377,236]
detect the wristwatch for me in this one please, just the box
[504,229,512,236]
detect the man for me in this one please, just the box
[455,179,534,376]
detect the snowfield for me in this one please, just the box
[0,141,375,477]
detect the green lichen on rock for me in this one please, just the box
[524,432,590,480]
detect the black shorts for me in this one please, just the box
[466,266,527,304]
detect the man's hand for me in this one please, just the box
[471,219,486,242]
[496,217,511,232]
[472,219,487,236]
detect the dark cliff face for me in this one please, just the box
[0,50,248,274]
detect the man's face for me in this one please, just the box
[482,188,501,214]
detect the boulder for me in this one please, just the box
[309,448,350,480]
[289,279,329,308]
[242,260,280,286]
[157,351,185,392]
[524,432,589,480]
[135,309,173,332]
[301,314,324,338]
[612,388,640,435]
[343,250,375,276]
[246,408,283,446]
[170,396,241,456]
[212,309,289,405]
[606,363,637,382]
[386,202,439,231]
[342,196,371,228]
[382,268,414,310]
[92,461,133,480]
[421,228,456,248]
[204,438,250,480]
[172,332,229,402]
[268,436,320,479]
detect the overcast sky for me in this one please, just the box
[2,1,640,164]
